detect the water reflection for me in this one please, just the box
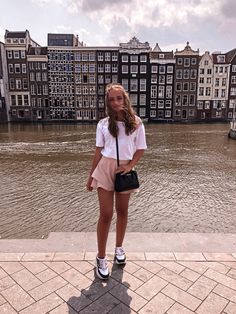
[0,123,235,238]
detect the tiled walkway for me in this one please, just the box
[0,233,236,313]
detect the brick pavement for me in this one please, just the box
[0,251,236,313]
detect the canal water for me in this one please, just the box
[0,122,235,238]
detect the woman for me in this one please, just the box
[86,83,147,280]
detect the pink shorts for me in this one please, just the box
[91,156,137,194]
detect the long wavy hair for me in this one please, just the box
[105,83,137,137]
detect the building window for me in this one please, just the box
[24,95,29,106]
[199,77,204,84]
[159,75,165,84]
[150,100,156,108]
[200,68,204,75]
[158,86,165,98]
[105,74,111,84]
[14,51,20,59]
[214,89,219,97]
[105,64,111,72]
[190,69,197,79]
[206,77,211,84]
[232,65,236,72]
[130,94,137,106]
[98,52,103,61]
[7,51,12,59]
[140,55,147,62]
[177,58,182,65]
[42,73,47,81]
[21,50,26,58]
[222,78,226,86]
[139,108,146,117]
[82,53,88,61]
[23,78,28,89]
[206,87,211,96]
[184,58,190,67]
[205,101,210,109]
[112,64,118,72]
[159,66,165,74]
[36,73,41,81]
[230,87,236,96]
[183,70,189,79]
[191,58,197,65]
[189,109,195,116]
[158,100,164,108]
[217,55,225,63]
[151,65,158,73]
[140,65,147,73]
[122,79,128,91]
[167,66,173,73]
[22,64,27,73]
[166,86,172,98]
[183,83,189,91]
[151,75,157,83]
[197,101,203,109]
[215,78,220,86]
[190,83,196,91]
[207,68,212,75]
[98,64,104,73]
[140,94,146,105]
[112,52,118,61]
[8,64,13,73]
[140,79,146,92]
[105,52,111,61]
[18,95,23,106]
[199,87,204,96]
[165,110,171,117]
[176,70,182,79]
[122,55,128,62]
[175,95,181,106]
[165,100,172,108]
[151,85,157,98]
[15,64,21,74]
[182,95,188,106]
[112,75,118,83]
[11,95,16,106]
[122,65,128,73]
[131,65,138,73]
[89,52,95,61]
[150,110,156,117]
[175,109,181,116]
[16,79,21,89]
[130,79,138,91]
[130,55,138,62]
[176,83,182,91]
[166,75,173,84]
[189,95,195,106]
[231,76,236,83]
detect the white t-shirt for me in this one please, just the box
[96,116,147,160]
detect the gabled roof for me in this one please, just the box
[153,43,162,52]
[5,30,28,38]
[175,41,199,56]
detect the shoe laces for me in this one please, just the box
[97,258,108,270]
[115,247,125,256]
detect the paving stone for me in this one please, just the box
[157,268,193,290]
[79,291,120,313]
[22,252,54,261]
[109,302,136,314]
[187,275,217,300]
[111,267,143,291]
[60,268,92,290]
[174,253,205,261]
[139,292,174,314]
[56,283,91,312]
[213,283,236,303]
[133,267,154,282]
[196,292,229,314]
[0,276,16,292]
[157,261,185,274]
[0,253,24,262]
[1,284,34,311]
[162,284,201,311]
[53,252,84,261]
[12,268,42,291]
[204,268,236,290]
[84,252,96,260]
[136,274,168,300]
[121,261,141,274]
[204,253,236,262]
[180,268,201,282]
[204,262,230,274]
[19,292,63,314]
[145,252,175,261]
[134,261,163,274]
[224,301,236,314]
[21,262,48,274]
[110,282,147,312]
[49,302,78,314]
[0,302,18,314]
[28,275,67,301]
[221,261,236,270]
[127,252,145,260]
[227,268,236,280]
[36,268,57,282]
[44,261,71,274]
[66,261,94,274]
[0,293,6,305]
[177,261,208,274]
[167,302,195,314]
[0,267,8,280]
[0,262,24,275]
[82,277,118,301]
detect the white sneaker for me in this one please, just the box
[115,247,126,265]
[96,257,109,280]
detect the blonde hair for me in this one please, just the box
[105,83,137,137]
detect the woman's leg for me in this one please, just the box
[97,188,114,258]
[115,192,131,247]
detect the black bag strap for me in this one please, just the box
[115,136,120,167]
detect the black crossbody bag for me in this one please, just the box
[114,136,140,192]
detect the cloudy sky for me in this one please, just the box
[0,0,235,54]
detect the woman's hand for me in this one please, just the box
[115,164,133,175]
[86,176,93,191]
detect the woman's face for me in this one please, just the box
[108,88,125,113]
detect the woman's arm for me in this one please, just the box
[86,147,103,191]
[116,149,145,174]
